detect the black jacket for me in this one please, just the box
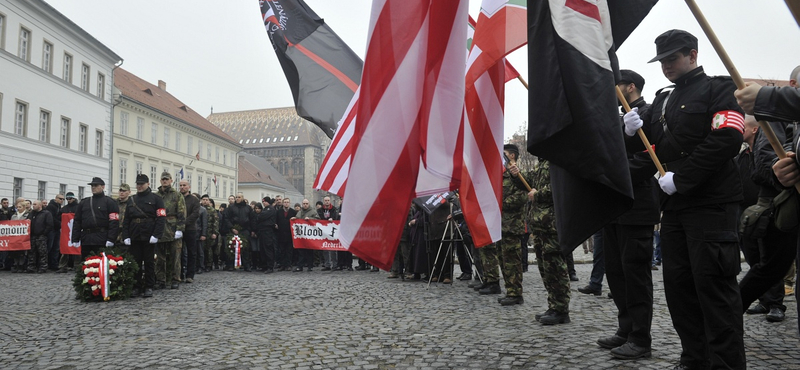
[631,67,744,210]
[752,121,796,198]
[255,206,277,234]
[183,193,201,232]
[618,97,660,226]
[224,201,254,232]
[0,206,12,221]
[28,209,53,237]
[121,187,166,242]
[72,193,120,246]
[755,86,800,123]
[46,200,62,231]
[317,205,339,221]
[276,206,297,242]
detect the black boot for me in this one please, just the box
[478,282,501,295]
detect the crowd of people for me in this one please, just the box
[4,28,800,369]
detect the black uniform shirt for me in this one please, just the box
[72,193,120,245]
[121,187,166,242]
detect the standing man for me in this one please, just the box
[56,192,80,272]
[178,180,200,283]
[155,171,186,289]
[224,193,255,271]
[45,194,64,270]
[27,200,53,273]
[72,177,120,260]
[122,174,166,298]
[626,30,745,369]
[200,195,219,273]
[596,70,660,360]
[0,198,11,220]
[256,196,277,273]
[116,184,132,248]
[293,199,319,272]
[275,197,297,271]
[317,196,339,271]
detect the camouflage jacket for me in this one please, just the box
[116,197,131,243]
[155,185,186,241]
[205,205,219,238]
[527,159,556,235]
[502,169,534,236]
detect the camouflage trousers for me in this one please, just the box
[533,230,570,313]
[479,234,524,296]
[27,236,48,272]
[156,239,183,284]
[204,237,220,270]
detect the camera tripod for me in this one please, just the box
[427,204,482,288]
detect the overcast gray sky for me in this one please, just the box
[49,0,800,141]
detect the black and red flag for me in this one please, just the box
[527,0,657,253]
[259,0,363,138]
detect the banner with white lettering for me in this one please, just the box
[0,220,31,251]
[290,219,346,251]
[60,213,81,255]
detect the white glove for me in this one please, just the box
[123,238,131,246]
[623,107,643,137]
[149,236,159,244]
[175,230,183,239]
[659,171,677,195]
[105,241,114,247]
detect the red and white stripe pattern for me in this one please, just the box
[99,252,110,301]
[712,110,745,134]
[339,0,468,270]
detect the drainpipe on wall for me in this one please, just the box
[108,59,124,196]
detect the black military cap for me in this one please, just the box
[503,143,520,157]
[65,192,75,199]
[135,174,150,184]
[648,29,698,63]
[618,69,645,91]
[88,177,105,186]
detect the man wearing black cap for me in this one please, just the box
[625,30,745,369]
[594,70,659,360]
[122,174,167,298]
[72,177,120,261]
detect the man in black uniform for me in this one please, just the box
[72,177,120,261]
[596,70,660,360]
[224,193,255,271]
[626,30,745,369]
[122,174,166,298]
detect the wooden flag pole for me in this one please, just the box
[616,87,666,176]
[685,0,800,193]
[516,75,529,90]
[786,0,800,27]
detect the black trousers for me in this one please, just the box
[297,248,313,268]
[277,239,293,268]
[455,241,472,275]
[258,231,276,270]
[337,251,353,268]
[183,230,197,279]
[603,223,654,348]
[130,241,155,289]
[739,220,796,311]
[661,203,745,370]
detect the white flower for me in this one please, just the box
[84,268,91,275]
[108,260,117,266]
[83,277,89,284]
[109,269,115,275]
[91,285,98,290]
[117,260,124,266]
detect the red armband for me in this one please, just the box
[711,110,744,134]
[156,208,167,217]
[109,213,119,221]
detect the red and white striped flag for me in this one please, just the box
[460,0,528,248]
[338,0,468,270]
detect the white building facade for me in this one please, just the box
[0,0,121,201]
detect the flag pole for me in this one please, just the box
[616,87,666,176]
[786,0,800,27]
[685,0,800,193]
[516,75,529,90]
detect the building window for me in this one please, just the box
[59,183,67,196]
[216,147,220,163]
[207,143,211,159]
[151,123,157,144]
[39,110,50,142]
[136,117,144,140]
[81,63,90,92]
[95,130,103,157]
[96,73,105,99]
[215,177,219,198]
[18,26,30,61]
[79,124,88,153]
[120,111,129,136]
[60,117,70,147]
[78,186,84,200]
[0,14,5,50]
[13,178,23,200]
[119,159,127,184]
[198,140,203,159]
[187,136,193,155]
[63,53,72,83]
[198,175,203,192]
[222,180,227,198]
[163,127,170,148]
[175,132,181,152]
[186,172,192,190]
[42,41,53,73]
[150,165,157,183]
[223,150,227,166]
[38,181,46,201]
[135,161,143,175]
[14,101,27,137]
[207,177,212,195]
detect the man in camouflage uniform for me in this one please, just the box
[476,144,531,305]
[523,157,571,325]
[116,184,132,248]
[155,171,186,289]
[200,195,218,273]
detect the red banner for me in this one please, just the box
[0,220,31,251]
[60,213,81,255]
[290,219,346,251]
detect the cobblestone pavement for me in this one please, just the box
[0,254,798,370]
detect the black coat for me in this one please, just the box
[46,200,61,231]
[317,205,339,221]
[276,207,297,242]
[255,206,277,234]
[752,121,795,198]
[224,201,254,232]
[617,97,660,226]
[28,209,53,237]
[183,193,201,232]
[121,187,166,242]
[754,85,800,123]
[72,194,120,246]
